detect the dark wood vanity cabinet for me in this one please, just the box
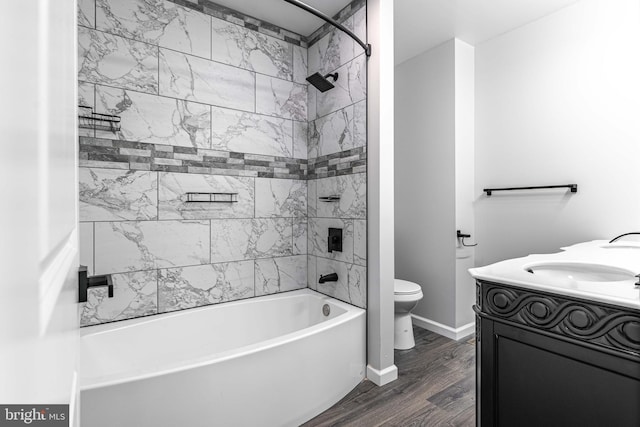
[474,280,640,427]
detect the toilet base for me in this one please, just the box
[394,312,415,350]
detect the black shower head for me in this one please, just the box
[306,72,339,92]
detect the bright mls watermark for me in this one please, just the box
[0,406,68,426]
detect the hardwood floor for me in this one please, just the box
[302,327,476,427]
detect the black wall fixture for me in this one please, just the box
[457,230,477,247]
[307,72,338,92]
[319,195,340,202]
[483,184,577,196]
[328,228,342,253]
[319,272,338,283]
[78,266,113,303]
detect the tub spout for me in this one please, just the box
[319,273,338,283]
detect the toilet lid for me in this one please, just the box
[394,279,422,295]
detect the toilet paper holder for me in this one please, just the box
[457,230,477,247]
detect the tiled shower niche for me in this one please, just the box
[78,0,367,326]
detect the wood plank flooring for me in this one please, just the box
[302,327,476,427]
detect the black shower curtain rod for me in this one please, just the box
[283,0,371,57]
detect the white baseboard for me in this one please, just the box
[366,364,398,386]
[411,314,475,341]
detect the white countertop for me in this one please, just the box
[469,240,640,310]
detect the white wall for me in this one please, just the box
[475,0,640,266]
[395,40,457,327]
[395,39,476,335]
[454,40,476,329]
[367,0,398,386]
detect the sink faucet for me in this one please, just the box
[609,232,640,243]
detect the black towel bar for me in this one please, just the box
[483,184,577,196]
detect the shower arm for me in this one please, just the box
[283,0,371,57]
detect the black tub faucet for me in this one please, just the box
[319,273,338,283]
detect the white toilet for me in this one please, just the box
[394,279,424,350]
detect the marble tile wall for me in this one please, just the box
[79,168,158,221]
[170,0,307,47]
[308,101,367,158]
[94,86,211,149]
[306,3,368,309]
[306,0,366,47]
[255,256,307,296]
[158,261,255,313]
[309,257,367,309]
[81,270,159,326]
[210,218,293,263]
[78,0,308,160]
[80,166,308,325]
[96,0,211,58]
[94,219,211,274]
[314,54,366,119]
[211,18,293,79]
[307,6,366,77]
[306,173,367,308]
[210,107,293,158]
[307,4,367,122]
[78,26,160,95]
[158,173,255,219]
[78,0,368,325]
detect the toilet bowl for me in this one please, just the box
[394,279,423,350]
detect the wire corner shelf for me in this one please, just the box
[79,105,121,132]
[319,195,341,202]
[186,192,239,203]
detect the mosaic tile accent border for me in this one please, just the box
[307,146,366,179]
[79,137,366,180]
[169,0,307,47]
[79,137,307,179]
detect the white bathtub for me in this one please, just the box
[80,289,366,427]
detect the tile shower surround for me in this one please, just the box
[79,168,366,325]
[302,0,368,310]
[78,0,367,326]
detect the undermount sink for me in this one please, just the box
[525,262,637,282]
